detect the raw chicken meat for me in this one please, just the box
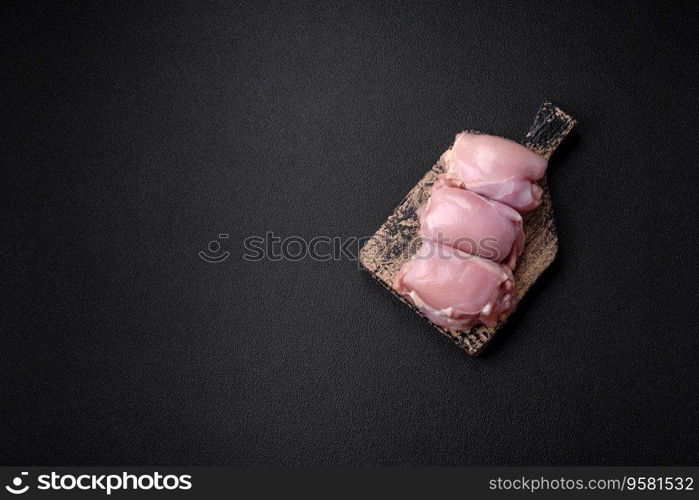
[418,178,524,269]
[394,239,515,330]
[440,132,548,212]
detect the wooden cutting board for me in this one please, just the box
[359,101,576,355]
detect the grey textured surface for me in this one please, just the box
[2,1,697,465]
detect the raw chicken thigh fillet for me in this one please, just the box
[360,101,576,353]
[418,178,524,269]
[395,132,552,331]
[395,240,515,331]
[441,132,548,212]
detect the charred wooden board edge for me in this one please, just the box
[359,101,576,356]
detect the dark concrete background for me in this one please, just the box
[2,1,697,465]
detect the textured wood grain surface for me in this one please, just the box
[359,101,576,355]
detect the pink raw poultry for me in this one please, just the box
[440,133,548,212]
[394,240,515,330]
[418,178,524,269]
